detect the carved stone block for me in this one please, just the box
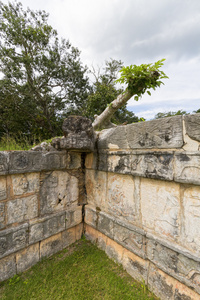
[40,171,79,215]
[98,126,129,150]
[141,178,180,241]
[0,255,16,282]
[11,173,39,196]
[113,222,145,258]
[0,203,5,229]
[65,206,82,229]
[0,224,28,259]
[52,116,95,152]
[184,113,200,142]
[0,152,9,175]
[7,195,38,225]
[107,173,135,223]
[16,243,40,273]
[126,116,183,149]
[0,176,7,200]
[29,212,65,244]
[40,233,62,259]
[174,152,200,185]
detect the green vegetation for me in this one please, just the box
[0,238,158,300]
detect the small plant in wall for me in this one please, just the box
[92,59,168,130]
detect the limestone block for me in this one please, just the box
[122,249,149,284]
[40,171,79,215]
[65,206,82,228]
[42,151,67,170]
[174,153,200,185]
[182,186,200,254]
[141,178,180,241]
[107,173,135,223]
[98,126,129,150]
[113,222,145,258]
[97,212,114,239]
[66,152,81,169]
[61,227,76,248]
[0,203,5,229]
[184,113,200,142]
[29,212,65,244]
[148,263,174,300]
[0,254,16,282]
[59,116,95,152]
[85,170,107,208]
[16,243,40,273]
[0,152,9,175]
[105,237,124,264]
[0,224,28,259]
[126,116,183,149]
[85,152,97,170]
[7,195,38,224]
[84,206,97,228]
[11,173,40,196]
[75,223,83,240]
[107,151,133,174]
[40,233,62,259]
[0,176,7,200]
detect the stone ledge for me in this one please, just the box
[0,151,81,176]
[87,150,200,186]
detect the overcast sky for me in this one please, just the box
[10,0,200,119]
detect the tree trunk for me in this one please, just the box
[92,90,132,130]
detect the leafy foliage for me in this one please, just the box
[154,109,189,119]
[0,1,90,140]
[85,59,144,124]
[116,59,168,101]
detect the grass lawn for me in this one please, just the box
[0,237,158,300]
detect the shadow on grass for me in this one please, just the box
[0,237,159,300]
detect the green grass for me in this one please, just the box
[0,135,32,151]
[0,238,158,300]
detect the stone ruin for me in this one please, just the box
[1,114,200,299]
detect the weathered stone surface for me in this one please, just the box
[105,151,174,180]
[8,151,67,174]
[123,249,149,284]
[113,222,145,258]
[7,195,38,224]
[0,152,9,175]
[61,227,76,248]
[65,206,82,229]
[105,237,124,264]
[97,213,114,239]
[40,171,79,215]
[11,173,40,196]
[98,126,129,150]
[0,254,16,282]
[85,152,98,170]
[174,152,200,185]
[40,233,62,258]
[141,178,180,241]
[147,239,200,294]
[107,173,135,223]
[66,152,81,169]
[84,206,97,228]
[184,113,200,142]
[85,170,107,208]
[16,243,40,273]
[148,263,174,300]
[127,116,183,149]
[56,116,95,152]
[0,203,5,229]
[182,186,200,254]
[29,212,65,244]
[0,176,7,200]
[0,224,28,259]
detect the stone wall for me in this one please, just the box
[1,113,200,299]
[84,113,200,300]
[0,150,83,282]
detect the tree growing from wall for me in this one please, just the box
[93,59,168,130]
